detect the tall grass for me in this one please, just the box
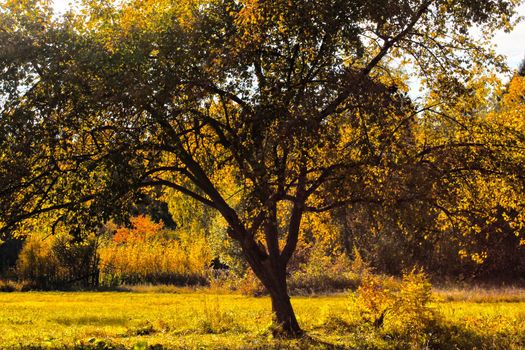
[99,234,211,286]
[99,217,212,286]
[434,286,525,303]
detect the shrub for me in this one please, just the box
[286,240,364,294]
[0,279,33,292]
[16,233,99,290]
[392,268,435,335]
[112,215,164,244]
[236,269,266,296]
[15,235,60,289]
[99,239,209,286]
[0,279,16,292]
[195,296,244,334]
[282,213,368,294]
[350,269,436,336]
[51,233,100,287]
[351,273,396,327]
[288,253,361,294]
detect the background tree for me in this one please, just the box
[0,0,523,336]
[518,56,525,77]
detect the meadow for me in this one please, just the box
[1,289,524,349]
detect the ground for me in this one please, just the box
[0,288,524,349]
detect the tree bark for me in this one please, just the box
[266,275,302,337]
[242,241,302,337]
[228,209,303,337]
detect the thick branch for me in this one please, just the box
[146,105,248,236]
[281,164,307,263]
[141,179,218,209]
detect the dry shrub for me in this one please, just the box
[0,279,33,292]
[0,279,16,292]
[287,244,364,294]
[15,233,99,290]
[351,269,436,336]
[195,296,244,334]
[236,269,266,296]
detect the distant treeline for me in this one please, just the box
[1,206,524,291]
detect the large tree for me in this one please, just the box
[1,0,523,335]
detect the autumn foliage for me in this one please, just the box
[112,215,164,244]
[100,216,212,286]
[1,0,525,337]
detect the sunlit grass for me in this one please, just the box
[434,286,525,303]
[0,290,524,349]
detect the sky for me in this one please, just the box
[52,0,524,70]
[490,3,525,70]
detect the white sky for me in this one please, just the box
[491,3,525,70]
[52,0,524,70]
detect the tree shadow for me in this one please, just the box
[53,315,127,326]
[298,334,348,349]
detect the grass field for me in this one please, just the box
[0,289,524,349]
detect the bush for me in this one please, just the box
[236,269,266,296]
[16,233,99,290]
[351,273,396,327]
[286,240,364,294]
[288,253,361,294]
[350,269,436,337]
[392,269,435,335]
[280,213,368,295]
[0,279,16,292]
[15,235,60,289]
[194,296,244,334]
[99,239,209,286]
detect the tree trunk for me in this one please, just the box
[232,225,303,337]
[257,259,302,337]
[267,281,302,337]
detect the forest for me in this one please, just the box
[1,0,525,348]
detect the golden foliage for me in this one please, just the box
[99,215,212,285]
[352,269,435,334]
[16,231,99,289]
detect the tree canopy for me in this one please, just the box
[1,0,524,335]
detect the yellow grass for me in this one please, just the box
[434,286,525,303]
[0,290,524,349]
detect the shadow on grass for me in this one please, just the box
[53,315,128,326]
[15,319,524,350]
[296,335,348,349]
[425,321,505,350]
